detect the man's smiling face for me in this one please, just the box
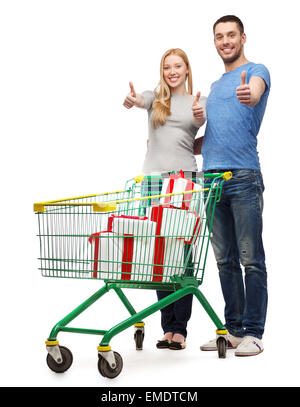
[214,21,246,64]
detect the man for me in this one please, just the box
[195,15,270,356]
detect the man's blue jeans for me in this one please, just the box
[207,169,267,339]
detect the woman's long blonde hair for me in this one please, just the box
[152,48,193,128]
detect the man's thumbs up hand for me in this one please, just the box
[236,71,251,105]
[240,70,246,85]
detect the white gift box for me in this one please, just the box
[89,231,123,280]
[98,215,156,281]
[160,172,203,212]
[154,237,186,283]
[150,204,201,243]
[89,231,156,281]
[89,209,198,283]
[129,235,156,281]
[108,214,157,237]
[108,215,156,281]
[150,204,199,282]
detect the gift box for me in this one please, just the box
[108,214,157,281]
[89,215,158,281]
[89,209,199,283]
[108,214,156,237]
[150,204,201,244]
[89,231,156,281]
[150,204,200,282]
[160,170,202,211]
[89,231,123,280]
[152,235,186,282]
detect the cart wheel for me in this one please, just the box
[216,337,227,359]
[98,352,123,379]
[134,330,144,350]
[46,346,73,373]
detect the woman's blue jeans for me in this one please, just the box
[207,169,268,339]
[156,290,193,338]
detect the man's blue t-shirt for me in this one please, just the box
[202,62,271,171]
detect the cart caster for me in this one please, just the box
[46,345,73,373]
[98,351,123,379]
[216,337,227,359]
[134,324,145,350]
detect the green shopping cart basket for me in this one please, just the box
[34,170,232,378]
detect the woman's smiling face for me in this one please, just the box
[163,54,188,92]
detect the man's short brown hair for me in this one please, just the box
[213,15,244,34]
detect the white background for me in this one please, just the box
[1,0,299,388]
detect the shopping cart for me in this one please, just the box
[34,170,232,378]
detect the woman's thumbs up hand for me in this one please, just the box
[123,82,137,109]
[192,91,205,126]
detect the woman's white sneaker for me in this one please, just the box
[200,333,244,351]
[235,336,264,356]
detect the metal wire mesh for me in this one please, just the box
[35,174,220,285]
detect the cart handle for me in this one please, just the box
[33,172,232,213]
[33,176,146,213]
[34,188,209,213]
[33,189,126,213]
[204,171,232,181]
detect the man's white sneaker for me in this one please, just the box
[200,333,244,351]
[235,336,264,356]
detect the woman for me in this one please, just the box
[123,48,206,350]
